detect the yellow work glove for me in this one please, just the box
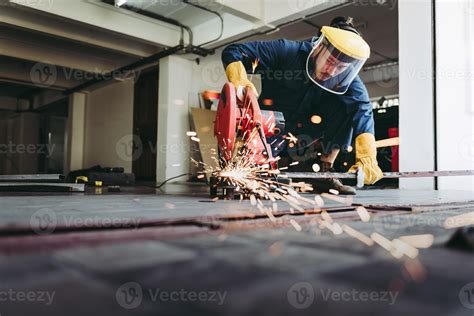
[348,133,383,185]
[225,61,258,96]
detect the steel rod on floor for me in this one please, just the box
[286,170,474,179]
[286,169,474,188]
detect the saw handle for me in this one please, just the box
[241,87,263,125]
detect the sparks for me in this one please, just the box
[251,58,260,73]
[312,163,321,172]
[286,133,298,144]
[356,206,371,222]
[189,127,432,264]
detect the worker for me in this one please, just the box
[221,16,383,195]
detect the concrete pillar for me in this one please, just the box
[83,81,134,173]
[157,56,194,183]
[398,0,435,189]
[65,92,86,173]
[435,0,474,190]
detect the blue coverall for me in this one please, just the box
[221,39,375,157]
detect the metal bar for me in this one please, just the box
[286,170,474,179]
[0,174,64,182]
[286,172,356,179]
[0,183,84,192]
[382,170,474,178]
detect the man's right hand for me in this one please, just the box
[225,61,258,97]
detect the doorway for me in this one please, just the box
[133,67,159,181]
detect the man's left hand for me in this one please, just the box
[348,133,383,185]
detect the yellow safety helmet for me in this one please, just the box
[306,18,370,94]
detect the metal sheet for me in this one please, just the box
[0,183,84,192]
[0,174,64,182]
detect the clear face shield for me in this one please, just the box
[306,27,370,95]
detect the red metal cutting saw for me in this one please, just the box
[214,82,285,165]
[211,82,286,198]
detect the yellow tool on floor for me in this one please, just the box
[75,176,102,187]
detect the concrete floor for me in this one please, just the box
[0,185,473,315]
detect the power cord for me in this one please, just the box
[155,173,193,190]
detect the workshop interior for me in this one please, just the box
[0,0,473,315]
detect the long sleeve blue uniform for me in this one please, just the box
[221,39,375,154]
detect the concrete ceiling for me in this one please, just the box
[0,82,44,99]
[249,0,399,67]
[100,0,398,67]
[116,0,219,27]
[0,25,140,73]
